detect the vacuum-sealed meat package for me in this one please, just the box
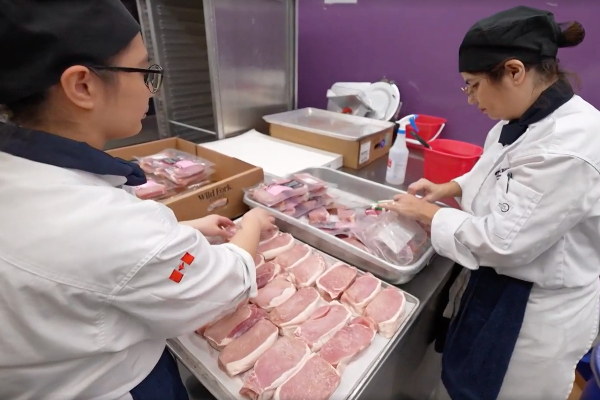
[351,211,429,266]
[136,149,215,186]
[133,175,177,200]
[248,179,309,207]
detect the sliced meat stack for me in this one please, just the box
[240,336,311,400]
[258,233,295,260]
[256,261,280,289]
[288,254,326,288]
[315,262,358,302]
[251,180,309,207]
[318,317,377,374]
[293,301,351,352]
[251,275,297,311]
[199,303,267,350]
[269,287,325,336]
[218,319,279,377]
[364,287,406,339]
[273,354,340,400]
[340,273,382,316]
[274,244,311,270]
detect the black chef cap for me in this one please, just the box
[0,0,140,105]
[459,6,582,73]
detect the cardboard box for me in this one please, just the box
[268,122,393,170]
[108,138,264,221]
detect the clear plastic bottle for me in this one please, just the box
[386,127,409,185]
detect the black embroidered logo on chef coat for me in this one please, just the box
[498,203,510,213]
[494,168,509,180]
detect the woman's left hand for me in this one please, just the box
[381,194,441,225]
[183,215,235,240]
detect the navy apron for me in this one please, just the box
[438,79,575,400]
[0,123,188,400]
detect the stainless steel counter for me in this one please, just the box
[180,151,456,400]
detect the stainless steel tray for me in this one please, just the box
[244,167,437,285]
[167,236,420,400]
[263,107,394,141]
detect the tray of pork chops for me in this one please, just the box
[167,226,419,400]
[243,167,437,285]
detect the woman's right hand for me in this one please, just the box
[404,179,459,203]
[241,208,276,231]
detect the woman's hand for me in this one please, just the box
[182,215,235,240]
[408,179,461,203]
[382,194,441,225]
[241,208,276,232]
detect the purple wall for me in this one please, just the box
[297,0,600,146]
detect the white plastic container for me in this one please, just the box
[386,115,415,185]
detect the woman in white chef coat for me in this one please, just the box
[384,6,600,400]
[0,1,274,400]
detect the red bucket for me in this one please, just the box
[423,139,483,184]
[406,115,447,143]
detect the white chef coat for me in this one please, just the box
[0,152,257,400]
[432,95,600,399]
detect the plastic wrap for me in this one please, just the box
[136,149,215,186]
[352,212,429,266]
[247,179,310,207]
[133,175,177,201]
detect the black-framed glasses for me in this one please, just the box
[90,64,164,93]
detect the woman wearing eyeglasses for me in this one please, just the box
[0,1,274,400]
[383,6,600,400]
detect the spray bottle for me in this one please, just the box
[385,114,418,185]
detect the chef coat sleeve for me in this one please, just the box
[112,222,257,339]
[431,153,600,269]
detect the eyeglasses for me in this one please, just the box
[90,64,164,93]
[461,77,485,97]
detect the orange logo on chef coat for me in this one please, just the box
[169,252,195,283]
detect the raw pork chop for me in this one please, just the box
[336,207,356,223]
[293,301,351,352]
[260,228,279,244]
[318,316,377,374]
[364,287,406,338]
[240,337,311,400]
[258,233,295,260]
[340,273,382,316]
[256,261,280,289]
[308,206,330,224]
[315,262,358,302]
[200,303,267,350]
[339,235,369,252]
[273,354,340,400]
[218,319,279,377]
[274,244,311,270]
[251,275,297,311]
[269,287,325,336]
[288,254,326,288]
[254,254,265,268]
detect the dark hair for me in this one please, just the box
[484,21,585,88]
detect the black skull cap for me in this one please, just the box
[0,0,140,104]
[459,6,571,73]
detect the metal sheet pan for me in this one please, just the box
[244,167,437,285]
[168,236,420,400]
[263,107,395,141]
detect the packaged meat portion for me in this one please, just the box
[218,319,279,377]
[292,173,329,192]
[240,336,311,400]
[199,303,267,351]
[307,206,330,224]
[137,149,215,185]
[318,316,377,374]
[274,244,311,270]
[250,179,309,207]
[315,262,358,302]
[352,211,429,266]
[287,254,326,288]
[282,198,324,219]
[273,354,341,400]
[293,301,352,352]
[269,287,326,336]
[132,175,176,200]
[364,287,406,339]
[256,261,281,289]
[340,273,382,316]
[251,275,297,311]
[258,233,295,261]
[271,193,309,212]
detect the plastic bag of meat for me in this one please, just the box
[136,149,215,182]
[351,211,429,266]
[272,193,310,212]
[133,174,177,201]
[292,173,333,193]
[283,198,327,218]
[248,179,309,207]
